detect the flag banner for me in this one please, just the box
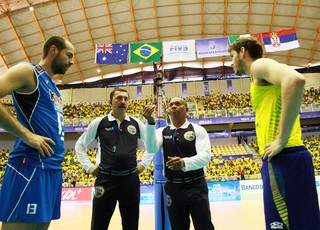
[204,81,209,96]
[182,83,187,98]
[196,37,230,58]
[95,44,128,64]
[228,33,262,44]
[130,42,162,63]
[163,40,196,62]
[137,85,142,99]
[227,79,233,93]
[262,28,300,52]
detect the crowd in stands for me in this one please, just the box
[1,136,319,186]
[0,149,9,183]
[303,87,320,104]
[304,135,320,170]
[2,87,319,121]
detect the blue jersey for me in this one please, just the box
[9,63,65,170]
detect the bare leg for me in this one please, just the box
[1,222,50,230]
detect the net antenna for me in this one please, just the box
[153,58,164,119]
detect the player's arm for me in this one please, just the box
[251,59,305,159]
[0,63,55,157]
[75,117,103,176]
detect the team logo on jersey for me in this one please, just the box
[270,221,284,229]
[127,125,137,135]
[184,131,195,141]
[49,90,62,106]
[35,65,42,72]
[94,186,105,198]
[166,194,172,207]
[163,135,173,139]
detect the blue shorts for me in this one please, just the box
[0,162,62,223]
[262,146,320,230]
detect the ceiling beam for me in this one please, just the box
[246,0,252,33]
[178,0,182,40]
[79,0,103,80]
[104,0,124,78]
[201,0,204,38]
[105,0,116,42]
[309,25,320,65]
[269,0,277,32]
[177,0,183,69]
[129,0,143,82]
[153,0,160,41]
[31,10,45,41]
[5,13,30,62]
[54,0,84,84]
[222,0,228,75]
[0,51,8,69]
[265,0,277,58]
[223,0,228,36]
[0,0,10,14]
[285,0,302,65]
[129,0,138,42]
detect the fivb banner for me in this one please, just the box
[163,40,196,62]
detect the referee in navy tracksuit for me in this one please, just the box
[143,97,215,230]
[75,88,153,230]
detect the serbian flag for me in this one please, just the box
[262,28,300,52]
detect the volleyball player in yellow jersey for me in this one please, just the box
[229,37,320,230]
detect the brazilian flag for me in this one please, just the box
[130,42,162,63]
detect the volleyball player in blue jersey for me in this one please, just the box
[0,36,74,230]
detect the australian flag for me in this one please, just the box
[95,44,128,64]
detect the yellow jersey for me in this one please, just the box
[250,81,303,156]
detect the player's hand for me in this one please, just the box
[136,164,145,174]
[141,105,156,124]
[88,165,99,177]
[22,133,55,157]
[262,139,286,161]
[166,156,185,170]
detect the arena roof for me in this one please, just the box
[0,0,319,86]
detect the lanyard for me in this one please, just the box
[172,129,178,155]
[112,122,123,153]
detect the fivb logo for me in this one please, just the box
[169,45,189,53]
[26,203,37,214]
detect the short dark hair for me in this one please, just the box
[109,88,128,102]
[42,36,67,59]
[228,37,263,59]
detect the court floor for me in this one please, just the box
[47,199,266,230]
[1,195,319,229]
